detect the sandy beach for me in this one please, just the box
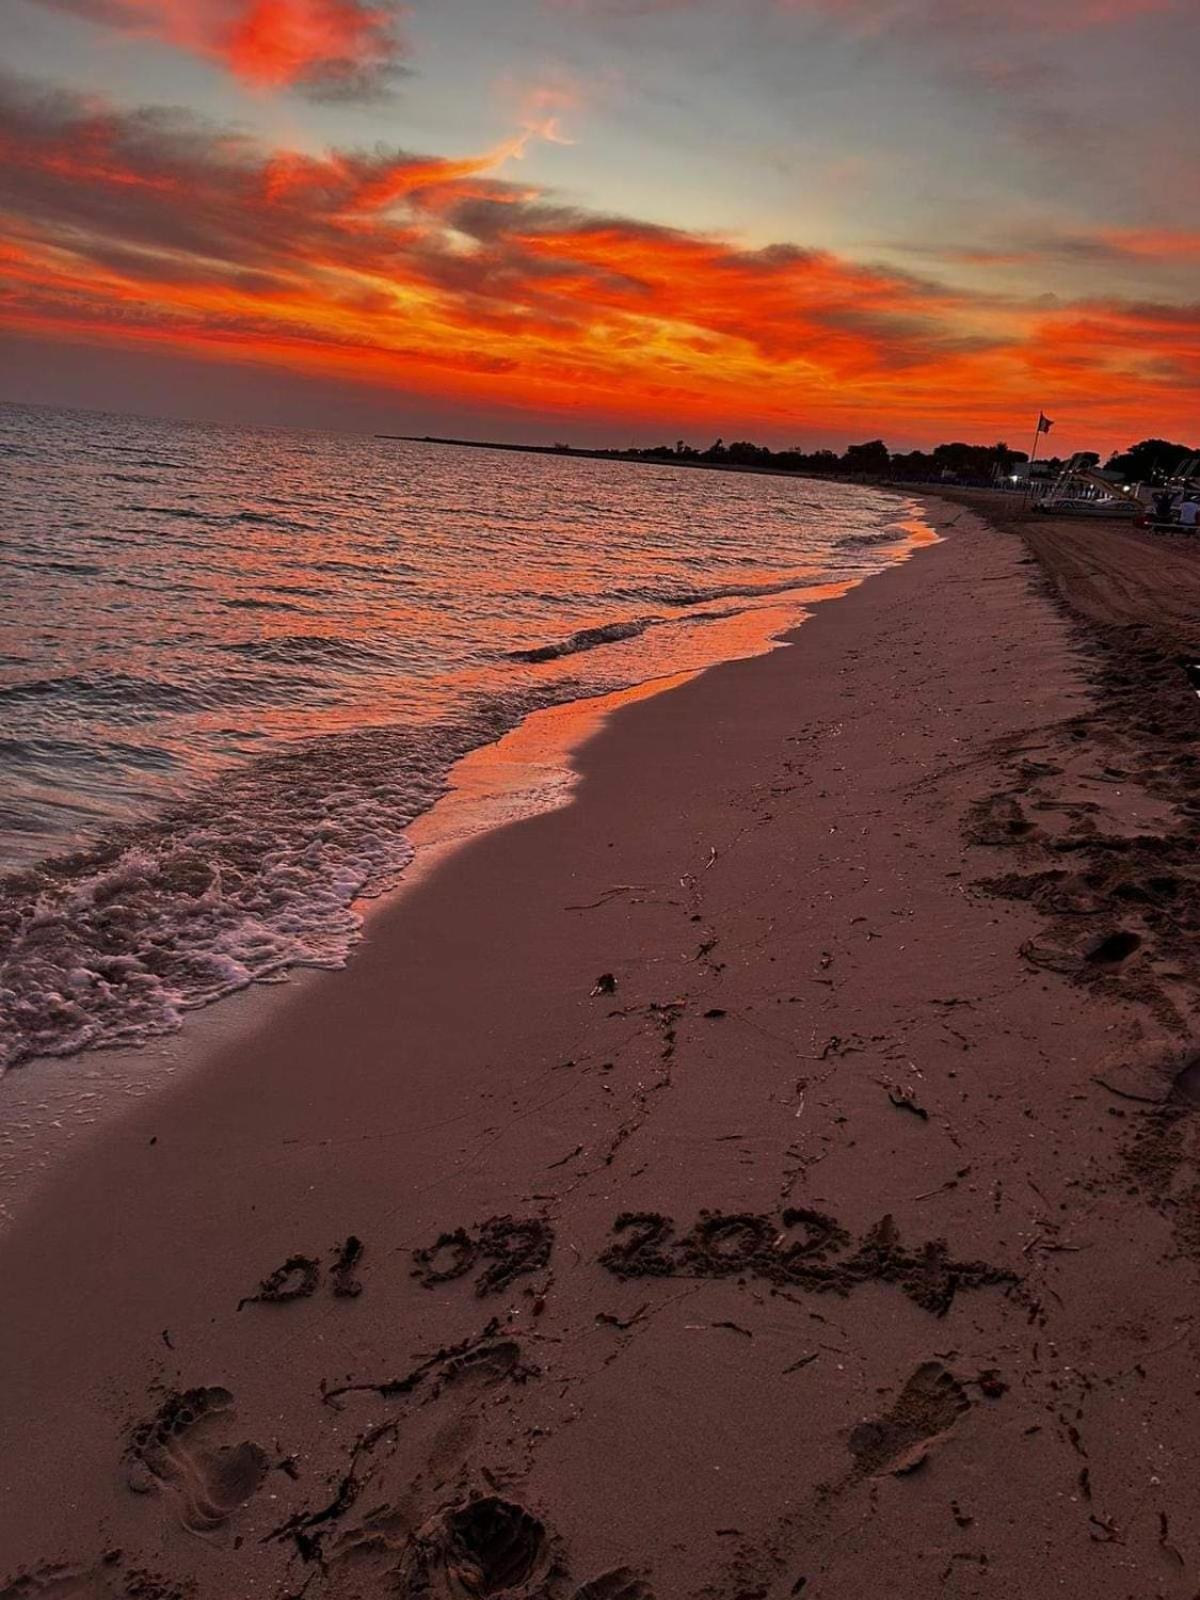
[3,492,1200,1600]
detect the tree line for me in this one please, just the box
[608,435,1199,485]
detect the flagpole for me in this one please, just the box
[1024,412,1044,508]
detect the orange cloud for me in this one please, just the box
[1099,228,1200,260]
[0,73,1196,449]
[513,84,580,147]
[32,0,408,97]
[896,224,1200,280]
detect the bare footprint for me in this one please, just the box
[966,793,1037,847]
[0,1565,106,1600]
[445,1496,548,1593]
[0,1555,189,1599]
[439,1339,529,1393]
[400,1495,551,1596]
[848,1361,969,1478]
[126,1387,268,1535]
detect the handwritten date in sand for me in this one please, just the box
[242,1209,1014,1319]
[601,1209,1016,1316]
[411,1215,555,1296]
[238,1236,364,1309]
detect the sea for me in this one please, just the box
[0,402,929,1073]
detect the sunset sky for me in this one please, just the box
[2,0,1198,451]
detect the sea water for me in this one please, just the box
[0,402,924,1070]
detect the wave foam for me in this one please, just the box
[0,694,552,1072]
[834,528,904,549]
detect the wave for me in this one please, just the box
[630,574,818,608]
[230,509,314,532]
[126,504,210,520]
[0,733,178,772]
[103,458,185,474]
[507,618,654,663]
[834,528,904,549]
[0,691,559,1072]
[222,597,302,613]
[25,559,103,576]
[0,667,336,716]
[0,672,208,712]
[219,633,397,669]
[505,600,749,663]
[313,558,387,579]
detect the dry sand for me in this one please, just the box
[2,494,1200,1599]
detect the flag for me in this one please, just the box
[1037,413,1054,434]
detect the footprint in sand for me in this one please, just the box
[848,1361,969,1479]
[966,790,1040,847]
[439,1338,529,1393]
[1084,928,1142,968]
[125,1386,268,1535]
[0,1554,188,1599]
[401,1495,551,1596]
[332,1490,653,1599]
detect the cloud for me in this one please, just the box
[1098,229,1200,261]
[552,0,1177,32]
[0,70,1195,446]
[515,84,580,147]
[904,228,1200,274]
[833,0,1176,33]
[29,0,409,98]
[548,0,1189,186]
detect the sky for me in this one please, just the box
[1,0,1198,452]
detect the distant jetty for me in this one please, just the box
[375,433,840,482]
[377,433,620,461]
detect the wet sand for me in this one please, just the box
[2,494,1200,1599]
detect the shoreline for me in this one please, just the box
[0,511,936,1225]
[3,494,1200,1597]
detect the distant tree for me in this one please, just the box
[1104,438,1197,483]
[725,440,771,465]
[992,440,1028,472]
[840,439,890,475]
[604,431,1090,485]
[889,449,936,479]
[775,448,839,474]
[929,441,996,479]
